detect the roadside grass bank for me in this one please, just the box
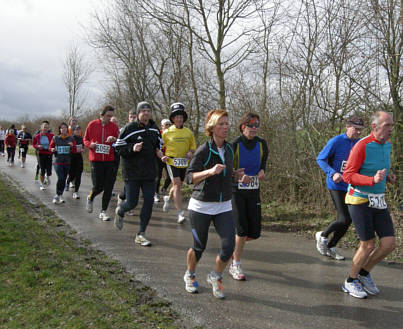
[0,174,179,329]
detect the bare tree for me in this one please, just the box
[63,44,92,117]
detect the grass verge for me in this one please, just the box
[0,174,178,329]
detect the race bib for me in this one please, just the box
[340,160,347,173]
[56,145,70,154]
[238,176,260,190]
[173,157,188,168]
[95,144,110,154]
[76,144,82,152]
[368,194,387,209]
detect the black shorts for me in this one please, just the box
[232,192,262,239]
[20,145,28,157]
[348,203,394,241]
[166,164,186,181]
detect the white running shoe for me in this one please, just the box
[315,231,328,256]
[177,210,185,224]
[99,211,110,221]
[69,182,75,189]
[154,193,160,203]
[127,210,136,216]
[162,195,170,212]
[21,163,25,168]
[342,279,367,299]
[72,192,80,199]
[326,247,345,260]
[52,195,59,204]
[358,273,379,295]
[44,176,51,185]
[58,196,65,204]
[40,183,46,191]
[86,196,93,213]
[184,273,199,293]
[229,262,246,281]
[207,273,225,299]
[135,233,151,246]
[114,207,124,231]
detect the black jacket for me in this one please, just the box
[115,119,161,181]
[186,139,234,202]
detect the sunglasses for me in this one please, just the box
[246,123,259,128]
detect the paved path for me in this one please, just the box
[1,155,402,329]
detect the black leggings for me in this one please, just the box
[156,161,171,194]
[39,153,52,177]
[322,189,352,248]
[67,154,83,192]
[89,161,116,211]
[189,210,235,263]
[7,147,16,162]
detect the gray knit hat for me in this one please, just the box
[136,101,152,114]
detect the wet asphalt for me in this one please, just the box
[1,155,402,329]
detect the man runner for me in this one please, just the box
[341,111,396,299]
[315,116,364,260]
[83,105,119,221]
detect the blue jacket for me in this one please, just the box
[316,134,359,191]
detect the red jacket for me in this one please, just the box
[33,132,54,155]
[5,134,17,148]
[83,118,119,162]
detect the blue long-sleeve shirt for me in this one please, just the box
[316,133,359,191]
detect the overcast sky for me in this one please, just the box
[0,0,106,121]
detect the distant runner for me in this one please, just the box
[33,122,54,190]
[66,125,84,199]
[49,122,76,204]
[17,125,32,168]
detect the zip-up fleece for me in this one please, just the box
[186,139,234,202]
[115,119,162,181]
[33,132,54,155]
[83,119,119,162]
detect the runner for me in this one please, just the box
[49,123,76,204]
[315,116,364,260]
[5,127,17,166]
[183,109,244,299]
[17,125,32,168]
[66,125,84,199]
[116,110,137,216]
[229,112,268,281]
[341,111,396,299]
[32,122,54,190]
[0,125,5,156]
[83,105,119,221]
[67,116,79,136]
[114,101,163,246]
[154,118,172,202]
[162,103,196,223]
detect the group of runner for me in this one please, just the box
[1,106,396,300]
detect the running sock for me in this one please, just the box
[359,269,369,277]
[211,270,222,280]
[233,260,241,266]
[347,276,356,283]
[186,270,195,277]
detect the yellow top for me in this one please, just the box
[162,126,196,167]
